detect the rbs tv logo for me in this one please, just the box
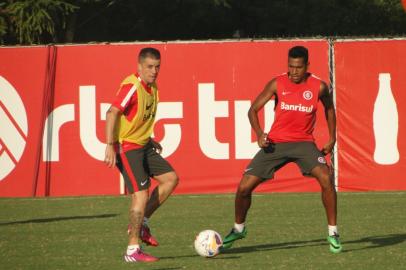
[0,76,28,181]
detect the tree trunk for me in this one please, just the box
[65,12,78,43]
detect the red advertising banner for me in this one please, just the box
[335,39,406,191]
[0,40,330,197]
[0,47,49,197]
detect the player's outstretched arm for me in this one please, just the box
[248,78,277,148]
[319,81,336,155]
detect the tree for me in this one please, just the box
[3,0,77,44]
[0,2,9,44]
[0,0,405,45]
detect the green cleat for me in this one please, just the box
[221,227,247,250]
[327,234,343,253]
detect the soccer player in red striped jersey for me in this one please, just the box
[222,46,342,253]
[104,48,179,262]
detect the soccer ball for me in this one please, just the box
[194,230,223,257]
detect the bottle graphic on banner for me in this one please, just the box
[373,73,399,165]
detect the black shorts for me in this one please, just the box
[244,141,327,180]
[116,142,174,193]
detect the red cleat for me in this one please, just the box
[124,248,159,262]
[140,224,159,246]
[127,224,159,246]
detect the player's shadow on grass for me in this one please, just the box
[221,238,326,254]
[0,213,118,226]
[150,268,183,270]
[221,233,406,254]
[159,254,242,260]
[342,233,406,252]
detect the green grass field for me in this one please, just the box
[1,192,405,270]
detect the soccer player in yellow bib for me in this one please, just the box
[104,48,179,263]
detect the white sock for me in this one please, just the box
[234,223,245,233]
[328,225,338,236]
[126,244,140,255]
[143,217,149,226]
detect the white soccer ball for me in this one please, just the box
[194,230,223,257]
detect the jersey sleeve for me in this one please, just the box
[112,83,137,112]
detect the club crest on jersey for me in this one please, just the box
[318,156,327,164]
[303,90,313,100]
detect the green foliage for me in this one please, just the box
[5,0,77,44]
[214,0,231,8]
[1,0,405,44]
[0,2,8,43]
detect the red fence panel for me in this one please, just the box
[0,47,49,196]
[335,39,406,191]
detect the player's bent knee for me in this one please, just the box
[167,172,179,187]
[170,175,179,189]
[129,207,144,218]
[130,190,149,206]
[238,175,262,195]
[318,174,334,190]
[312,165,334,190]
[237,186,252,198]
[156,171,178,187]
[237,181,257,197]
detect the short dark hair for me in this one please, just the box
[288,46,308,63]
[138,47,161,62]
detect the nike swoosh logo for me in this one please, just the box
[146,103,153,110]
[140,179,148,186]
[281,91,291,95]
